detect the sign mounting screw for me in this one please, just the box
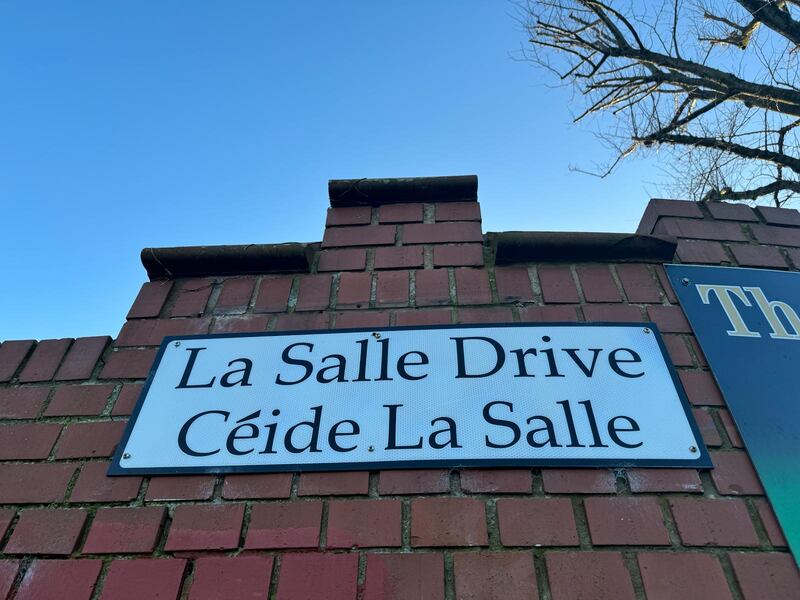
[689,446,697,453]
[122,453,131,459]
[174,341,181,347]
[368,445,375,452]
[643,327,650,334]
[681,278,690,286]
[372,332,381,339]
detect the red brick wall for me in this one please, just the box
[0,197,798,599]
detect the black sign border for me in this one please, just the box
[108,322,712,475]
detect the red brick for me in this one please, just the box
[455,268,491,304]
[112,383,143,415]
[337,272,372,307]
[0,423,60,459]
[755,499,788,547]
[677,239,730,264]
[15,559,102,600]
[363,553,444,600]
[70,461,142,503]
[326,206,371,226]
[56,336,110,380]
[127,280,172,319]
[327,499,401,548]
[655,218,748,241]
[756,205,800,226]
[376,270,409,306]
[457,306,513,324]
[664,335,693,366]
[403,222,482,244]
[638,553,733,600]
[730,553,799,600]
[414,269,451,305]
[436,201,481,222]
[454,552,538,600]
[323,224,396,248]
[460,469,530,493]
[215,277,255,311]
[653,265,678,302]
[276,553,357,600]
[5,508,87,555]
[18,338,72,383]
[693,407,723,446]
[577,265,621,302]
[211,314,269,333]
[718,410,743,447]
[189,556,273,600]
[245,501,322,549]
[637,199,704,234]
[394,308,452,326]
[46,384,114,416]
[170,278,214,317]
[670,498,759,546]
[147,476,216,501]
[584,497,670,545]
[647,304,691,333]
[616,264,662,302]
[538,266,579,303]
[380,202,424,223]
[582,304,643,322]
[379,469,450,494]
[318,248,367,271]
[519,305,579,322]
[274,312,330,331]
[222,473,292,499]
[433,244,483,267]
[0,386,48,419]
[0,560,19,600]
[83,506,165,553]
[0,509,13,539]
[253,275,293,312]
[100,348,157,379]
[497,498,579,546]
[707,202,757,221]
[542,468,617,493]
[546,552,635,600]
[494,266,534,302]
[374,246,424,269]
[0,462,76,503]
[56,420,126,459]
[679,371,724,406]
[116,318,210,346]
[751,223,800,247]
[295,274,332,310]
[627,468,703,493]
[100,559,187,600]
[411,497,488,547]
[333,310,391,329]
[711,451,764,495]
[298,471,369,495]
[729,244,788,269]
[0,339,35,381]
[165,504,244,551]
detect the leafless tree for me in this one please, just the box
[522,0,800,206]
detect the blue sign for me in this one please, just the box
[667,264,799,562]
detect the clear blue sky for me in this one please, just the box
[1,1,661,342]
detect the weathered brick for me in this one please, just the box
[56,421,126,459]
[127,281,172,319]
[584,497,670,545]
[379,469,450,494]
[376,270,409,306]
[718,410,743,447]
[363,553,444,600]
[638,553,733,600]
[0,423,61,459]
[165,504,244,551]
[541,469,617,493]
[45,384,114,416]
[582,304,643,322]
[323,224,396,248]
[0,509,14,539]
[637,199,704,235]
[0,339,35,382]
[577,265,621,302]
[253,275,293,313]
[0,386,48,419]
[147,476,216,501]
[454,268,491,304]
[326,206,371,226]
[15,560,102,600]
[170,278,214,317]
[729,553,800,600]
[245,501,322,549]
[546,552,635,600]
[211,314,269,333]
[677,239,730,264]
[221,473,292,499]
[83,506,165,554]
[729,244,788,269]
[653,265,678,303]
[295,274,332,310]
[189,556,272,600]
[374,246,424,269]
[755,499,787,547]
[56,336,110,380]
[18,338,72,382]
[538,266,579,303]
[457,306,514,323]
[616,264,661,302]
[414,269,451,305]
[710,451,764,495]
[298,471,369,496]
[274,311,330,331]
[460,469,531,493]
[112,383,143,416]
[215,277,255,311]
[496,498,579,546]
[337,272,372,307]
[327,499,402,548]
[436,201,481,222]
[756,205,800,227]
[100,559,186,600]
[646,305,692,333]
[432,244,483,267]
[0,462,76,504]
[454,552,538,600]
[706,202,757,222]
[394,308,452,326]
[519,305,579,322]
[655,218,747,241]
[411,498,488,547]
[70,461,141,503]
[751,223,800,247]
[403,222,482,244]
[318,248,367,271]
[494,266,534,302]
[679,371,724,406]
[100,348,157,379]
[5,508,87,555]
[380,203,424,223]
[693,407,723,447]
[627,468,703,493]
[276,553,357,600]
[670,498,759,546]
[0,560,19,600]
[116,318,210,346]
[333,310,390,329]
[664,335,693,366]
